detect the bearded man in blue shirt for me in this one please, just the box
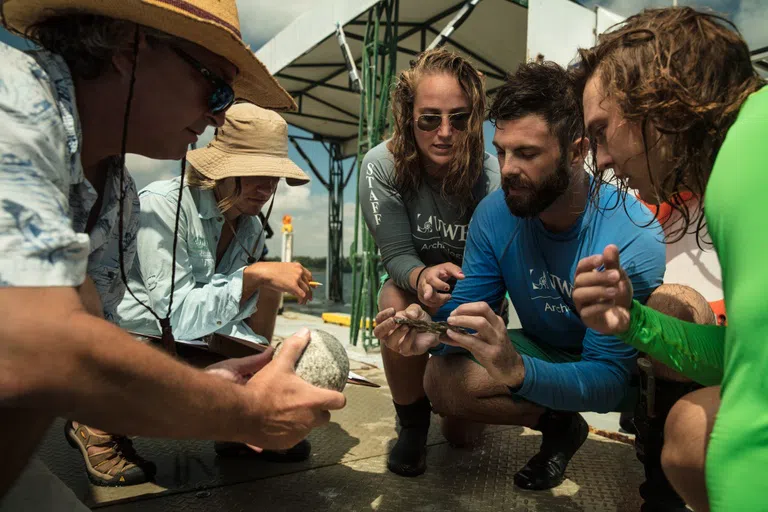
[374,61,666,490]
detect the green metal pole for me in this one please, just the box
[349,8,374,347]
[349,0,399,350]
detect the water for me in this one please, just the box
[284,271,354,316]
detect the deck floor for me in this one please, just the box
[34,313,642,511]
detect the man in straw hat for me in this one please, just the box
[0,0,345,506]
[117,102,317,461]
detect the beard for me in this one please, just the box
[503,154,571,218]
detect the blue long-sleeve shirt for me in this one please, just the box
[433,185,666,412]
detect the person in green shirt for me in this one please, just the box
[572,7,766,512]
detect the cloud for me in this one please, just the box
[592,0,735,17]
[127,127,216,191]
[236,0,319,49]
[590,0,765,48]
[126,155,179,191]
[264,181,357,258]
[590,0,670,16]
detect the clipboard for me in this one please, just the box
[128,330,381,388]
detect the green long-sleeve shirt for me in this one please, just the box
[618,86,768,511]
[620,301,724,385]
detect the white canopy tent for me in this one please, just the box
[752,46,768,78]
[256,0,633,159]
[255,0,623,310]
[257,0,530,159]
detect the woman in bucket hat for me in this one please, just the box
[117,103,316,461]
[0,0,344,504]
[119,103,313,348]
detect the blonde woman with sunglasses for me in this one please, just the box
[359,48,500,477]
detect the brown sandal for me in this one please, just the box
[64,421,156,486]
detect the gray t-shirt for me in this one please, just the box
[360,141,501,291]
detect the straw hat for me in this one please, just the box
[1,0,296,111]
[186,102,310,186]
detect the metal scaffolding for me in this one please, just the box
[349,0,400,349]
[289,136,354,303]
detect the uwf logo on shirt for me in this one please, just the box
[413,213,469,261]
[415,213,468,241]
[530,269,574,314]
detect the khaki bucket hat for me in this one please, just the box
[2,0,296,111]
[186,102,310,186]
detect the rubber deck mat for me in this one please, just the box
[36,368,643,511]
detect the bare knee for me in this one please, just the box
[662,386,719,467]
[662,400,706,473]
[424,356,468,416]
[661,387,719,511]
[647,284,716,325]
[378,279,415,312]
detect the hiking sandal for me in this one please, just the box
[65,421,156,486]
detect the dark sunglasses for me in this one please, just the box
[416,112,471,132]
[171,47,235,115]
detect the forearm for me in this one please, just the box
[248,288,280,342]
[78,277,104,318]
[515,357,630,413]
[1,305,257,443]
[620,300,725,386]
[384,255,423,292]
[67,317,254,440]
[242,265,265,306]
[407,265,426,292]
[359,160,423,293]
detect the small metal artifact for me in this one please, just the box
[392,317,471,335]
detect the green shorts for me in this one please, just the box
[502,329,581,364]
[463,329,638,412]
[379,272,392,300]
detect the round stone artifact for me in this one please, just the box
[274,329,349,392]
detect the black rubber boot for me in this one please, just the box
[514,410,589,490]
[635,377,702,512]
[619,411,637,435]
[387,396,431,477]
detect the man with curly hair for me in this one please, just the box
[572,7,766,511]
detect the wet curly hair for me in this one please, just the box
[573,7,765,244]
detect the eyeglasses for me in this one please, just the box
[416,112,471,132]
[171,47,235,115]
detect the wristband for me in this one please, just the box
[414,266,428,293]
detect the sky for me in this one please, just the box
[1,0,765,257]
